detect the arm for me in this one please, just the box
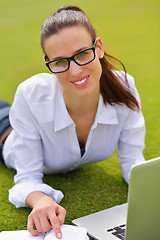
[26,191,66,239]
[118,76,145,184]
[9,83,65,237]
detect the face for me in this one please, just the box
[43,26,104,99]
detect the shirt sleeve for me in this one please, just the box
[118,74,146,184]
[9,85,64,208]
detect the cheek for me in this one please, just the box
[56,72,68,85]
[92,59,102,79]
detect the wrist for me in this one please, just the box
[26,191,52,209]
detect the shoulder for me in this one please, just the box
[113,70,136,89]
[11,73,62,124]
[17,73,61,102]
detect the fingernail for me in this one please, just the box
[57,232,62,239]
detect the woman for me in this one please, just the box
[1,5,145,239]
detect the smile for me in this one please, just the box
[74,78,87,85]
[71,76,89,88]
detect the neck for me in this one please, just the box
[63,89,100,116]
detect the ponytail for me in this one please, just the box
[100,53,140,111]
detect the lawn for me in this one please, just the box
[0,0,159,236]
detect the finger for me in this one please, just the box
[27,215,42,236]
[49,215,62,239]
[39,215,52,233]
[57,207,66,225]
[32,214,44,234]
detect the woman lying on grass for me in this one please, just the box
[0,5,145,239]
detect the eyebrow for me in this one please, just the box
[50,44,92,61]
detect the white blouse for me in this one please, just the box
[3,72,145,208]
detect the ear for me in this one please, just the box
[96,37,104,59]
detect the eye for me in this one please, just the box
[77,50,90,57]
[55,59,67,66]
[75,49,93,63]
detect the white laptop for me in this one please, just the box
[72,157,160,240]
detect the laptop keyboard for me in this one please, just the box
[107,224,126,239]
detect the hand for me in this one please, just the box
[26,192,66,239]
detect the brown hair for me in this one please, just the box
[40,5,140,111]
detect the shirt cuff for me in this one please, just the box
[121,158,145,184]
[9,182,64,208]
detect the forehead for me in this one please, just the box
[43,26,93,58]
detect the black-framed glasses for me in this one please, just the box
[44,40,97,74]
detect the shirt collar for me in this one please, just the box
[54,91,118,132]
[54,89,74,132]
[94,95,118,126]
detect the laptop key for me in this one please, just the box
[107,224,126,240]
[112,232,124,239]
[119,224,126,228]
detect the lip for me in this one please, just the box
[71,75,90,88]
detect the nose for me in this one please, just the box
[68,60,83,76]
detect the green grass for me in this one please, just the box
[0,0,159,235]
